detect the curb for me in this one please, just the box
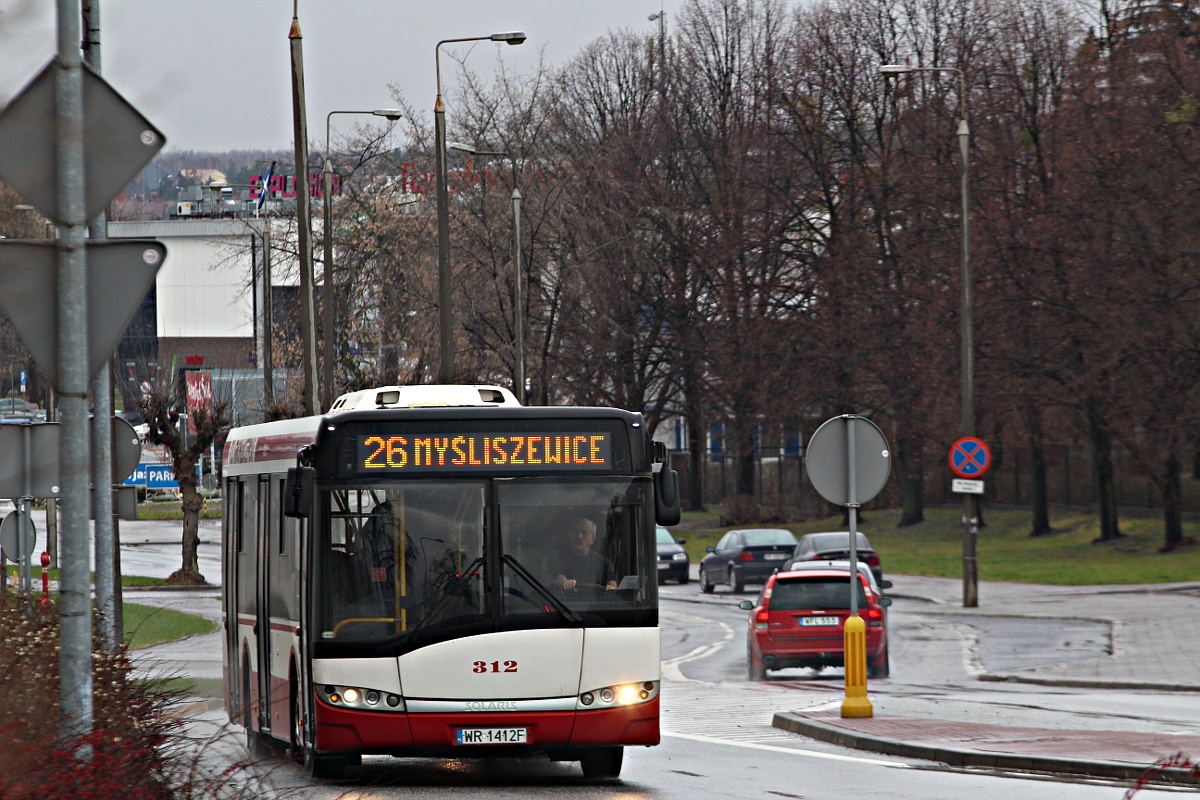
[163,697,225,720]
[978,673,1200,693]
[125,583,220,592]
[771,712,1199,786]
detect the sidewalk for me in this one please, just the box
[772,574,1200,787]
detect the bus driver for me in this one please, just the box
[545,517,617,592]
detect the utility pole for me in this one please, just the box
[289,2,319,415]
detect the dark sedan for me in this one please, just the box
[656,526,690,584]
[787,531,883,583]
[699,528,797,593]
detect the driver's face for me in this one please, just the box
[569,521,596,555]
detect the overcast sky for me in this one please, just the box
[0,0,682,153]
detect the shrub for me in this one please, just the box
[0,594,179,797]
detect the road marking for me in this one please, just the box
[662,731,911,768]
[947,622,985,676]
[661,614,735,682]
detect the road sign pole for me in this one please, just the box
[963,495,978,607]
[20,425,33,595]
[54,0,95,747]
[841,418,872,719]
[846,418,859,617]
[83,0,119,654]
[949,437,989,609]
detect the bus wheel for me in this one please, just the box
[304,749,347,780]
[580,746,623,780]
[242,661,269,760]
[289,682,304,763]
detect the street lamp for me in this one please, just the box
[449,142,525,404]
[879,63,976,606]
[648,10,666,74]
[435,31,526,384]
[322,108,402,410]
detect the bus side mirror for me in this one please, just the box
[652,441,681,526]
[284,466,315,519]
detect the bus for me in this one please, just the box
[221,384,680,779]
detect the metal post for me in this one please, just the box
[957,74,977,608]
[511,186,524,403]
[433,34,526,384]
[289,7,319,415]
[262,221,274,408]
[435,79,454,383]
[322,157,334,409]
[882,64,976,608]
[55,0,94,745]
[841,415,872,718]
[46,392,57,569]
[320,109,399,406]
[846,418,858,618]
[20,424,32,595]
[83,0,117,652]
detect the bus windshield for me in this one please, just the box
[497,477,652,614]
[315,478,654,655]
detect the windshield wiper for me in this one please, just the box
[401,554,488,635]
[501,554,583,624]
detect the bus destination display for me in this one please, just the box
[356,432,612,473]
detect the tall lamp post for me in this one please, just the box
[648,10,666,71]
[323,108,401,410]
[435,31,526,384]
[879,64,976,606]
[450,142,525,403]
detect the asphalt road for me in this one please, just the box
[93,527,1194,797]
[137,570,1186,799]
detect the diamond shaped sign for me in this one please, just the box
[0,240,165,385]
[0,60,164,221]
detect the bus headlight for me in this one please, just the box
[318,684,405,712]
[577,681,659,709]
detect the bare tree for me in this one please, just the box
[139,386,230,584]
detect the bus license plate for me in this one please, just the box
[455,727,528,745]
[801,616,839,626]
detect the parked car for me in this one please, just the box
[656,526,689,584]
[739,565,891,681]
[0,498,14,518]
[0,397,44,421]
[785,559,891,596]
[787,531,883,583]
[699,528,798,594]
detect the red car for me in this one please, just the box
[740,567,891,680]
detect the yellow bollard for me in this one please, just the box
[841,613,873,718]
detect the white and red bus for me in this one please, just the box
[221,385,680,779]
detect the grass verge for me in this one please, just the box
[124,601,217,648]
[674,505,1200,585]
